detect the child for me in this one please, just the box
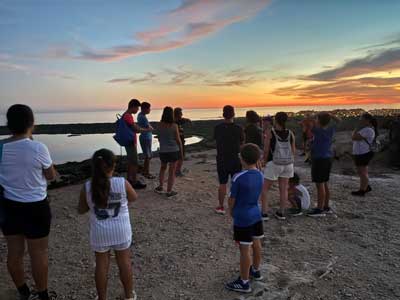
[78,149,138,300]
[307,112,340,217]
[137,102,155,179]
[155,107,183,197]
[226,143,264,293]
[214,105,244,214]
[287,173,311,216]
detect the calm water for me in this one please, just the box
[0,134,202,164]
[1,104,399,125]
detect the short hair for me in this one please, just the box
[161,106,174,123]
[174,107,183,118]
[223,105,235,119]
[275,112,288,128]
[318,112,331,127]
[289,173,300,185]
[246,110,260,124]
[240,143,261,165]
[128,99,141,109]
[141,102,151,110]
[7,104,35,134]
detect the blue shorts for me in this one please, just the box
[139,136,152,158]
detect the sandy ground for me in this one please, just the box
[1,149,400,300]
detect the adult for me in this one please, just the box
[260,112,296,220]
[0,104,57,300]
[351,113,377,196]
[244,110,263,149]
[299,114,314,162]
[123,99,153,189]
[137,102,155,179]
[155,107,183,197]
[214,105,244,214]
[174,107,191,177]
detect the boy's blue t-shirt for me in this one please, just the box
[137,112,152,140]
[230,169,263,227]
[311,126,335,159]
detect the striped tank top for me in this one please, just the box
[85,177,132,248]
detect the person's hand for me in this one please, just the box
[148,125,154,131]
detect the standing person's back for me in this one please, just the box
[244,110,263,149]
[158,125,179,153]
[214,105,244,215]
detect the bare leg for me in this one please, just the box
[143,158,150,175]
[252,239,262,270]
[239,244,251,281]
[158,163,167,189]
[176,159,183,174]
[5,235,26,288]
[27,237,49,292]
[218,184,227,208]
[324,182,330,208]
[95,251,110,300]
[260,179,274,214]
[278,177,289,212]
[357,166,369,191]
[127,163,138,183]
[316,183,325,209]
[167,162,177,192]
[115,249,133,299]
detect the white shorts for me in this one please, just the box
[263,161,294,181]
[92,240,132,253]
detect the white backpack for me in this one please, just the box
[272,128,294,165]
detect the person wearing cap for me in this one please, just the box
[123,99,153,189]
[213,105,244,214]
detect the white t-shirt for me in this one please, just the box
[353,127,375,155]
[85,177,132,249]
[295,184,310,210]
[0,138,52,202]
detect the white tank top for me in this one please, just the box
[85,177,132,248]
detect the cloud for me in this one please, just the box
[107,72,157,84]
[304,47,400,81]
[50,0,270,62]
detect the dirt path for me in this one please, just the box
[1,150,400,300]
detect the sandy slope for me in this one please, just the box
[1,150,400,300]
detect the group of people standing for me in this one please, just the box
[0,101,379,298]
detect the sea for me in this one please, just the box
[0,104,398,164]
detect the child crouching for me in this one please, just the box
[226,143,264,293]
[287,173,311,216]
[78,149,138,300]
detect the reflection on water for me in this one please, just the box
[19,134,202,164]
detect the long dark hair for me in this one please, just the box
[91,149,116,208]
[161,106,174,124]
[362,113,379,139]
[275,112,288,129]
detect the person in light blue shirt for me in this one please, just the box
[137,102,155,179]
[226,143,264,294]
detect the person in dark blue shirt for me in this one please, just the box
[225,144,264,293]
[308,112,340,217]
[137,102,155,179]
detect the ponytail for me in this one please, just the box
[91,149,115,208]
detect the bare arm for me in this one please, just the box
[174,124,184,159]
[125,180,138,204]
[291,132,296,154]
[263,129,272,164]
[132,123,152,133]
[228,197,236,218]
[78,185,89,214]
[43,165,57,181]
[352,131,364,141]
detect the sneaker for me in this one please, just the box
[166,191,178,197]
[154,186,164,194]
[29,291,57,300]
[143,173,156,179]
[215,206,226,215]
[225,277,252,293]
[18,294,35,300]
[366,185,372,193]
[323,207,334,214]
[132,181,147,190]
[274,210,286,220]
[249,266,264,281]
[307,208,326,217]
[287,208,303,217]
[262,213,269,221]
[125,291,137,300]
[351,190,365,197]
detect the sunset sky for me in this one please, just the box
[1,0,400,112]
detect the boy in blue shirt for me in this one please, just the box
[226,143,264,293]
[137,102,155,179]
[307,112,340,217]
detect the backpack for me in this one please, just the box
[362,127,381,153]
[113,113,135,147]
[271,128,294,165]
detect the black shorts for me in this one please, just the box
[1,198,52,239]
[125,144,138,165]
[312,158,332,183]
[234,221,264,245]
[159,151,180,163]
[217,157,241,184]
[353,152,374,167]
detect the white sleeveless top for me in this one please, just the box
[85,177,132,248]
